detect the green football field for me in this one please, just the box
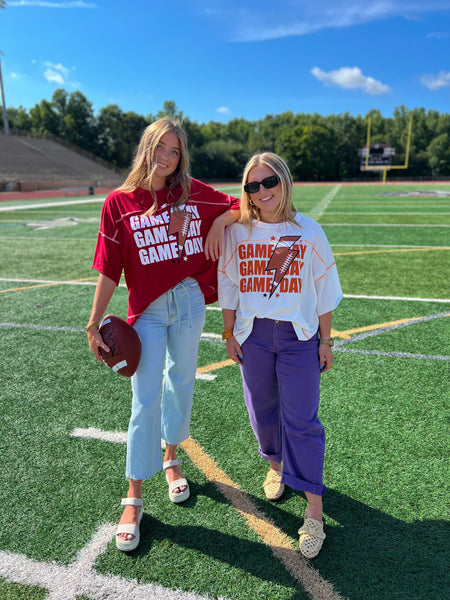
[0,182,449,600]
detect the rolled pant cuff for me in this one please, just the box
[282,472,326,496]
[259,449,283,463]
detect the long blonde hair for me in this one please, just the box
[240,152,297,227]
[118,118,191,215]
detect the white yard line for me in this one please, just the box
[2,316,449,362]
[343,293,450,303]
[0,525,224,600]
[1,278,449,303]
[322,223,450,227]
[71,427,127,444]
[0,277,100,286]
[331,244,449,248]
[325,212,450,215]
[307,186,341,220]
[337,348,449,360]
[0,198,106,212]
[335,311,450,351]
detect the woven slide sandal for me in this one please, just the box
[298,518,326,558]
[263,468,285,501]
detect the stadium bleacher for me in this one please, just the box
[0,132,124,193]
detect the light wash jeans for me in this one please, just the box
[126,277,206,480]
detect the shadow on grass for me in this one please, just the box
[118,480,310,599]
[136,515,305,593]
[146,481,448,600]
[105,478,448,600]
[314,488,449,600]
[216,481,449,600]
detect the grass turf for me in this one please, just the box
[0,183,449,600]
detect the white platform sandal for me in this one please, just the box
[163,459,190,503]
[116,497,143,552]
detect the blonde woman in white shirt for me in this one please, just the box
[218,152,342,559]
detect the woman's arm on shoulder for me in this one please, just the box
[204,210,240,261]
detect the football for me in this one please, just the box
[98,314,141,377]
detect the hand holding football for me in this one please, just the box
[98,315,141,377]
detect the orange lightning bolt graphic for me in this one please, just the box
[168,208,192,262]
[266,235,300,298]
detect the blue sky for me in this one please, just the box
[1,1,450,123]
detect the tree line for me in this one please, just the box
[5,90,450,180]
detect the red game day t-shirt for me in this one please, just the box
[92,178,240,324]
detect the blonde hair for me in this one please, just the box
[118,118,191,215]
[240,152,297,227]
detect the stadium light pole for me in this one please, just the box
[0,52,10,135]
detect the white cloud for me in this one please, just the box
[8,1,96,7]
[44,69,65,84]
[426,31,450,39]
[420,71,450,89]
[42,61,79,89]
[44,61,69,85]
[311,66,390,95]
[216,1,450,42]
[217,106,231,115]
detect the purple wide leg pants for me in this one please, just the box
[241,318,326,496]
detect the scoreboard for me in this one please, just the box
[360,144,395,170]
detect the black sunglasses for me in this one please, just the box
[244,175,280,194]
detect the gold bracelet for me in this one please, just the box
[320,338,334,347]
[222,327,234,340]
[85,321,100,332]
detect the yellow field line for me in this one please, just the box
[197,359,234,373]
[0,276,98,294]
[332,316,424,339]
[335,247,450,256]
[196,317,430,363]
[0,282,62,293]
[72,276,99,282]
[181,436,345,600]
